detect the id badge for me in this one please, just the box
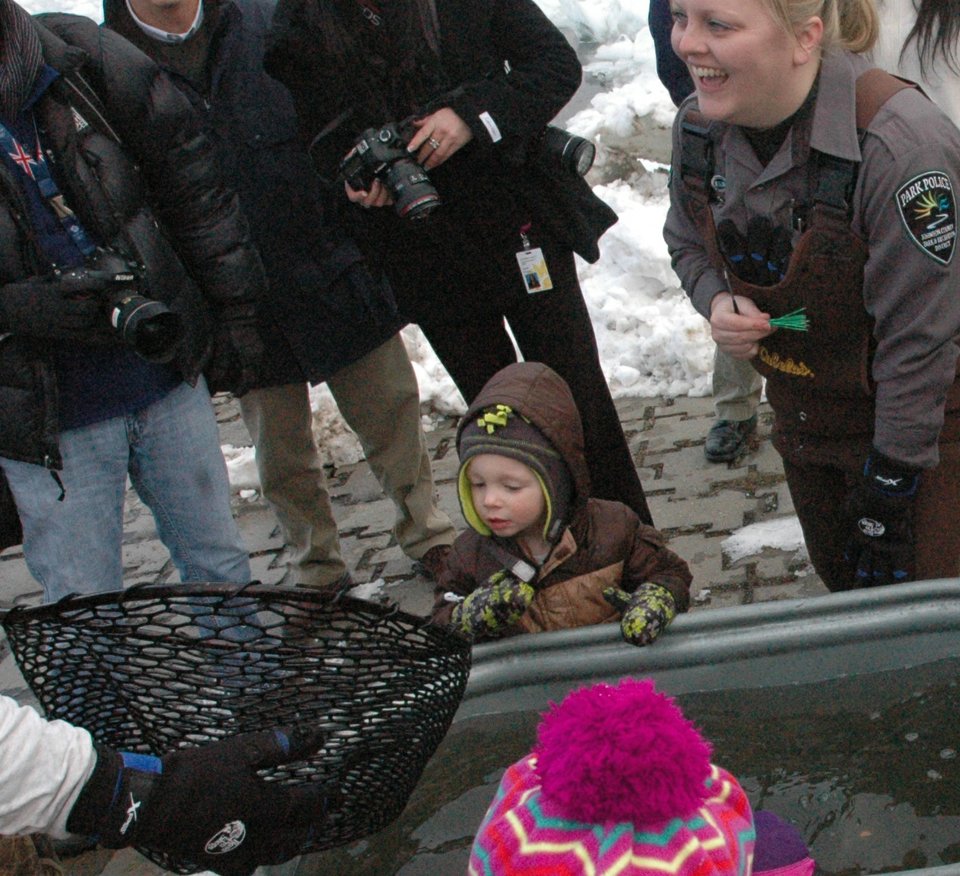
[515,246,553,293]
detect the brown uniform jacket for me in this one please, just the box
[431,362,691,633]
[664,50,960,470]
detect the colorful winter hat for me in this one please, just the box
[469,678,756,876]
[458,403,574,543]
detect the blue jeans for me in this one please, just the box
[1,378,251,603]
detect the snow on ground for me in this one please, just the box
[24,0,805,559]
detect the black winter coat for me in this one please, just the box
[0,14,264,468]
[103,0,401,387]
[264,0,617,323]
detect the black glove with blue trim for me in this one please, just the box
[717,216,791,286]
[843,449,921,587]
[66,726,328,875]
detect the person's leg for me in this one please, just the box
[328,334,456,560]
[501,248,653,524]
[416,316,520,408]
[0,421,130,601]
[127,379,250,584]
[705,349,762,462]
[781,455,855,590]
[239,384,348,588]
[915,435,960,582]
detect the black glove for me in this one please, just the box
[206,316,264,397]
[67,726,329,875]
[843,450,921,587]
[717,217,791,286]
[0,275,114,342]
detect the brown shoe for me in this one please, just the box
[416,544,452,581]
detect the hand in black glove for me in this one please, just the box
[206,316,264,397]
[717,217,791,286]
[66,726,329,875]
[843,449,921,587]
[0,274,113,342]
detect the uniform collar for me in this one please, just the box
[807,49,870,163]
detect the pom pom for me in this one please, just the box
[533,678,713,825]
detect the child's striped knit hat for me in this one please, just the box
[469,678,756,876]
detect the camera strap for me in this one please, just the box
[0,115,97,257]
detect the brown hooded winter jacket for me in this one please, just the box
[432,362,691,634]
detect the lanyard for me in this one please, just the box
[0,117,96,257]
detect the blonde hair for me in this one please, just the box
[764,0,879,53]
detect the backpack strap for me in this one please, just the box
[811,69,920,218]
[855,67,917,130]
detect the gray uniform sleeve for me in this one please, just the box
[663,104,729,319]
[0,695,96,837]
[856,93,960,468]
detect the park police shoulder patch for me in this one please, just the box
[896,171,956,265]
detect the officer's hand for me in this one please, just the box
[602,582,677,646]
[709,292,771,359]
[843,450,921,587]
[0,275,108,341]
[449,570,535,641]
[66,727,329,876]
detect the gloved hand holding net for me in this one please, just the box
[66,726,329,876]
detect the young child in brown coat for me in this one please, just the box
[431,362,691,644]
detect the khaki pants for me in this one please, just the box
[240,334,455,588]
[713,348,763,422]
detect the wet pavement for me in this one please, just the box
[0,390,828,875]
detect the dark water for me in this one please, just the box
[298,658,960,875]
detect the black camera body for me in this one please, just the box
[338,122,441,221]
[59,250,184,363]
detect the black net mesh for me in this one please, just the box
[2,582,472,873]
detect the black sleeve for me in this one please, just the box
[648,0,693,107]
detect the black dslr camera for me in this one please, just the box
[338,121,441,221]
[58,249,184,363]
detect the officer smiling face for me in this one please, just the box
[669,0,823,129]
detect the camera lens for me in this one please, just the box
[110,296,184,363]
[566,137,596,177]
[537,126,596,177]
[386,160,441,220]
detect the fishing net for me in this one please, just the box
[2,581,472,872]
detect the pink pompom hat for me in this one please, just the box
[469,678,756,876]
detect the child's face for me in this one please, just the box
[466,454,546,542]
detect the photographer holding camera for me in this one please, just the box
[264,0,654,525]
[102,0,458,592]
[0,0,262,601]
